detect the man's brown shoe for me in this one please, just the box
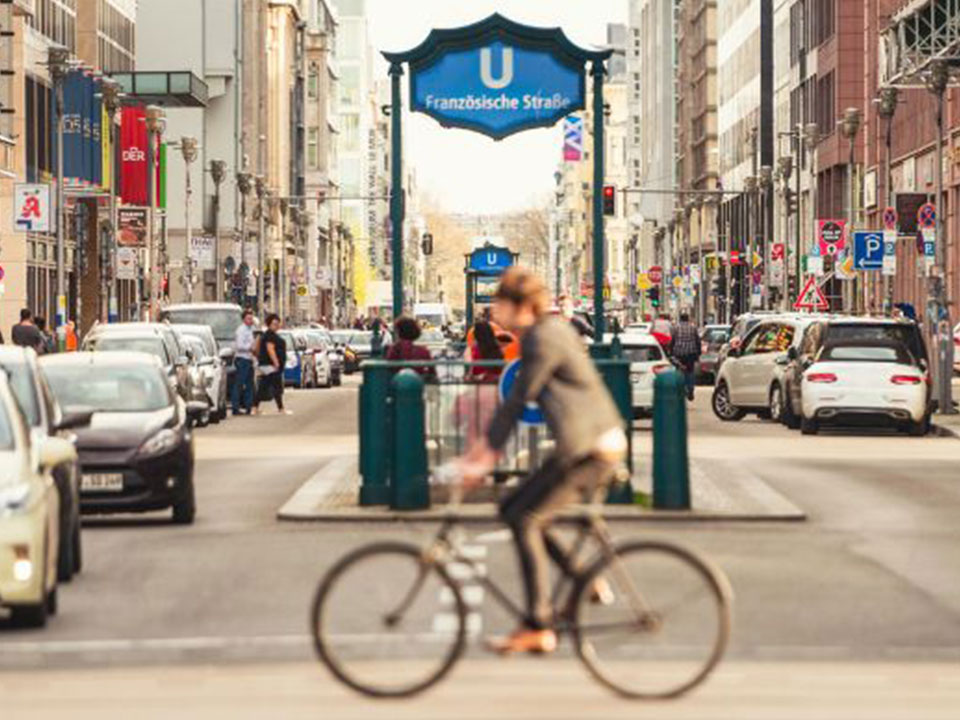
[485,628,558,655]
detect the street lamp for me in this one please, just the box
[839,107,862,313]
[99,77,123,322]
[236,171,253,303]
[759,165,774,309]
[210,160,227,301]
[923,60,954,415]
[743,175,758,313]
[777,155,793,310]
[255,176,266,314]
[48,46,71,340]
[802,122,821,292]
[144,105,166,318]
[179,136,199,302]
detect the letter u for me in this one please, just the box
[480,46,514,90]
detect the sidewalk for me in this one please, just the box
[276,453,806,523]
[931,377,960,438]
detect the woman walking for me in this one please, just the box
[255,313,291,415]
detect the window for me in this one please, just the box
[815,71,835,138]
[307,127,319,169]
[308,64,319,99]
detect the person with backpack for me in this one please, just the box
[671,312,701,401]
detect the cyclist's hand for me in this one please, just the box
[457,440,497,487]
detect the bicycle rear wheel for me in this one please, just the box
[311,542,467,698]
[573,541,731,699]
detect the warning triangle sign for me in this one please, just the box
[793,276,829,311]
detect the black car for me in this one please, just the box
[40,352,206,524]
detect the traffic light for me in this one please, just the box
[602,185,616,216]
[422,233,434,255]
[646,286,660,307]
[712,275,727,297]
[784,187,797,216]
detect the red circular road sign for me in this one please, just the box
[648,266,663,284]
[882,206,898,230]
[918,203,936,229]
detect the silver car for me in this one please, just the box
[172,324,229,422]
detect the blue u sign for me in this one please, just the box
[498,359,545,425]
[386,14,609,140]
[853,231,884,271]
[469,245,514,276]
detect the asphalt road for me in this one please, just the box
[2,376,959,718]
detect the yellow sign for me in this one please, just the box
[296,285,308,297]
[752,251,763,269]
[637,273,651,291]
[672,275,683,289]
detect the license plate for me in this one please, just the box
[81,473,124,492]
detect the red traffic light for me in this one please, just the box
[603,186,614,197]
[602,185,616,216]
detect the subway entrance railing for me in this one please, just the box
[357,358,635,510]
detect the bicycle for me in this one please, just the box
[310,480,733,700]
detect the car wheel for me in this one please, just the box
[768,385,784,424]
[711,381,746,422]
[782,394,801,430]
[172,477,196,525]
[47,586,58,616]
[801,416,819,435]
[907,415,930,437]
[56,497,75,582]
[72,524,82,574]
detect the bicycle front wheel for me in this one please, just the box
[573,541,732,699]
[311,542,467,698]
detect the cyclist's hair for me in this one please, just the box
[494,266,549,317]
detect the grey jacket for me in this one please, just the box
[486,316,624,461]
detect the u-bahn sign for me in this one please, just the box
[385,13,606,140]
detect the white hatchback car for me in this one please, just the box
[712,314,820,421]
[608,333,672,417]
[800,341,929,435]
[0,373,78,627]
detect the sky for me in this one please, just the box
[364,0,629,214]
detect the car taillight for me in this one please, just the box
[652,364,672,375]
[890,375,923,385]
[806,372,837,383]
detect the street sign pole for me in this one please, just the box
[390,62,404,320]
[591,59,605,339]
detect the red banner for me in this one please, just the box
[119,106,160,206]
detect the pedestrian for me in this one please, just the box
[671,312,701,401]
[255,313,290,415]
[34,316,55,354]
[557,294,594,339]
[11,308,46,354]
[64,320,78,351]
[231,308,257,415]
[468,320,504,383]
[456,267,626,654]
[385,316,433,375]
[651,313,673,353]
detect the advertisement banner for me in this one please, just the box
[14,184,52,232]
[117,207,148,247]
[563,116,583,161]
[120,106,148,204]
[116,247,138,280]
[189,235,216,270]
[817,219,847,257]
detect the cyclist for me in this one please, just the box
[457,266,627,654]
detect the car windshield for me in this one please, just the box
[350,332,372,346]
[825,324,923,358]
[305,331,327,348]
[0,360,40,427]
[702,328,730,344]
[44,364,171,413]
[622,345,664,363]
[820,344,912,364]
[330,331,352,344]
[162,308,242,343]
[184,337,209,359]
[88,335,167,363]
[421,329,445,342]
[178,328,216,355]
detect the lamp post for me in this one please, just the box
[759,165,774,309]
[144,105,166,319]
[236,172,253,305]
[924,61,955,415]
[210,160,226,302]
[743,175,758,312]
[48,46,71,342]
[255,176,266,314]
[777,155,793,310]
[839,108,862,314]
[99,77,122,322]
[802,122,820,295]
[278,197,289,321]
[876,87,899,317]
[179,136,199,302]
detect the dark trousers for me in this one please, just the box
[231,357,255,413]
[499,455,615,630]
[256,370,284,410]
[677,355,697,398]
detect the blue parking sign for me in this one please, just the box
[853,231,884,271]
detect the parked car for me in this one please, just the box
[40,353,206,525]
[82,323,194,403]
[279,329,315,388]
[696,324,731,385]
[293,328,330,388]
[160,303,245,398]
[625,322,652,335]
[607,333,672,417]
[307,329,342,385]
[171,324,229,421]
[798,340,930,435]
[716,311,780,373]
[775,317,931,431]
[0,372,78,627]
[330,331,360,374]
[0,347,87,582]
[179,335,216,426]
[712,314,820,421]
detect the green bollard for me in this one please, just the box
[358,362,391,506]
[652,369,691,509]
[390,370,430,510]
[597,359,635,504]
